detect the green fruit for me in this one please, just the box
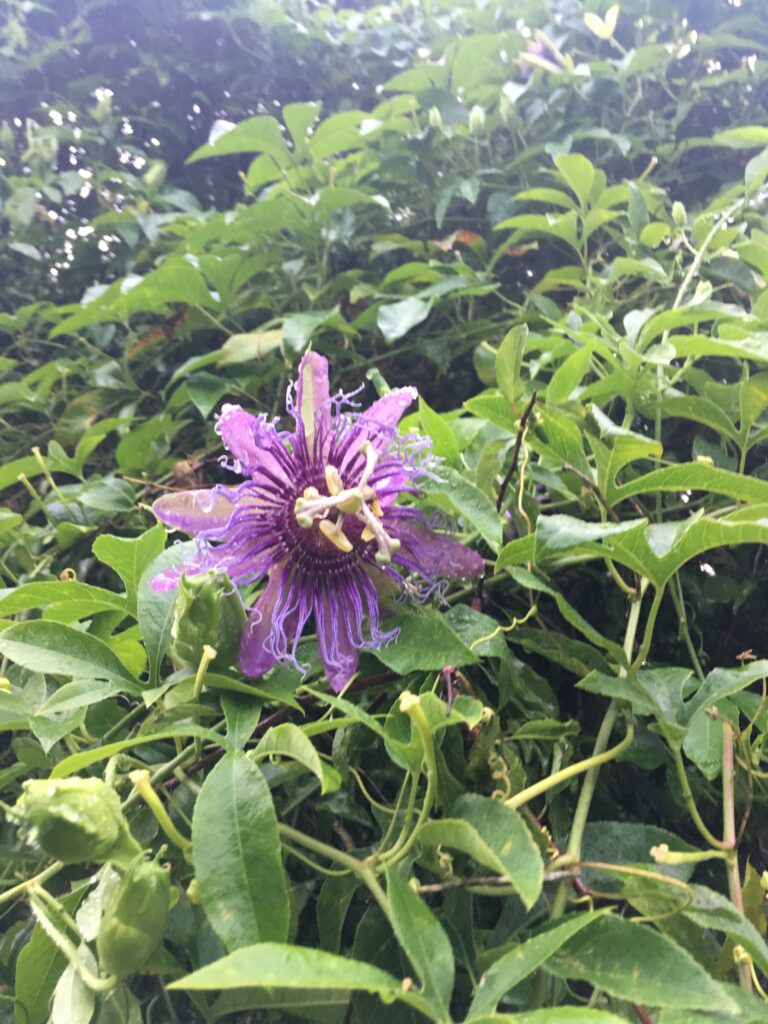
[97,856,171,978]
[19,778,139,865]
[170,570,246,670]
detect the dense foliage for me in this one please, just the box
[2,0,768,1021]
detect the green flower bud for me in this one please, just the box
[97,856,171,978]
[18,778,141,866]
[170,571,246,670]
[468,105,486,136]
[142,159,167,190]
[672,200,687,227]
[427,106,443,131]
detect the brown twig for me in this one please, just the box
[417,870,578,894]
[496,390,537,513]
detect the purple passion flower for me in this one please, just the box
[151,352,484,691]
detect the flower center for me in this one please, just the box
[293,442,402,564]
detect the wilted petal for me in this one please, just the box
[295,351,330,448]
[153,486,240,537]
[392,515,485,580]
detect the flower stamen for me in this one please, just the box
[318,515,354,553]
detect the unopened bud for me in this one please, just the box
[18,777,141,866]
[427,106,443,131]
[468,105,486,136]
[170,571,246,671]
[672,201,687,227]
[142,159,167,190]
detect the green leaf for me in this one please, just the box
[506,567,625,662]
[0,580,127,619]
[50,724,230,778]
[711,126,768,149]
[419,396,460,461]
[137,540,197,686]
[545,345,591,405]
[221,693,262,749]
[283,310,340,353]
[683,660,768,726]
[191,751,290,949]
[316,874,360,954]
[283,101,321,148]
[377,297,432,342]
[580,821,699,891]
[420,794,543,910]
[187,115,289,163]
[495,324,527,409]
[0,621,139,690]
[470,1011,632,1024]
[422,466,502,551]
[92,525,166,615]
[36,679,121,715]
[14,890,84,1024]
[609,463,768,508]
[683,885,768,978]
[498,509,768,590]
[219,329,283,365]
[0,455,41,493]
[254,722,340,794]
[468,911,610,1017]
[373,610,477,674]
[385,868,455,1018]
[553,153,595,207]
[546,915,737,1012]
[50,961,95,1024]
[168,942,428,1013]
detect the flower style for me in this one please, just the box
[151,352,484,691]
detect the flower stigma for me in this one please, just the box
[293,440,401,564]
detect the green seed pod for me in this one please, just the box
[18,778,140,866]
[97,856,171,978]
[170,571,246,670]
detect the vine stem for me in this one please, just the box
[549,584,645,922]
[723,722,751,992]
[0,861,62,907]
[277,823,388,917]
[375,693,437,868]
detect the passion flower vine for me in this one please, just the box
[151,352,484,691]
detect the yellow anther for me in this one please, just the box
[371,497,383,518]
[361,524,375,543]
[303,485,320,500]
[318,517,353,553]
[325,465,343,496]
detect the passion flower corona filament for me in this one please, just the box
[151,352,484,691]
